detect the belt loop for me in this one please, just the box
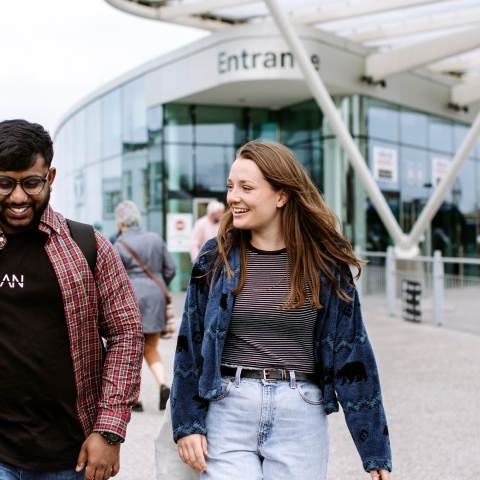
[234,366,242,387]
[289,370,296,389]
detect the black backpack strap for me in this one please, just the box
[66,219,97,276]
[66,218,106,355]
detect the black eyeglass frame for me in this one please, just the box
[0,171,50,196]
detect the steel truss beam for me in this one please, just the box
[365,27,480,81]
[264,0,410,254]
[348,9,480,43]
[292,0,446,26]
[104,0,254,30]
[265,0,480,258]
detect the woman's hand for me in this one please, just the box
[178,434,208,472]
[370,469,390,480]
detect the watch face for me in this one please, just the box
[100,432,124,445]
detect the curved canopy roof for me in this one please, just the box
[105,0,480,106]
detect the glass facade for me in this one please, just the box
[54,77,480,289]
[362,97,480,274]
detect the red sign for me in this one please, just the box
[175,220,185,231]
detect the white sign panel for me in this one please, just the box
[431,157,452,187]
[373,146,398,183]
[167,213,193,253]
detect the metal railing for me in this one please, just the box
[354,246,480,334]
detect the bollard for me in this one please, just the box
[386,246,396,316]
[433,250,444,326]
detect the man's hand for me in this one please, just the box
[370,469,391,480]
[177,434,208,472]
[76,432,121,480]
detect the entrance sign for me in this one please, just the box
[167,213,193,252]
[372,146,398,183]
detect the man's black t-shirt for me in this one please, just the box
[0,227,85,470]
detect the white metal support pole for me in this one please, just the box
[264,0,407,252]
[408,109,480,249]
[433,250,444,326]
[354,245,363,300]
[386,246,396,316]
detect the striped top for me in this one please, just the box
[221,243,317,374]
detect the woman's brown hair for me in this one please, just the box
[210,140,363,309]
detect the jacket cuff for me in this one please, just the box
[173,421,207,443]
[93,408,130,439]
[363,458,392,473]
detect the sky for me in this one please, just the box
[0,0,209,135]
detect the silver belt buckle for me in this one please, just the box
[263,368,287,381]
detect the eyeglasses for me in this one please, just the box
[0,172,49,196]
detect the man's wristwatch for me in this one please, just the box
[98,431,124,445]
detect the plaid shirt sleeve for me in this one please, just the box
[92,231,144,438]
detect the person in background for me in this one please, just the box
[189,200,225,261]
[114,200,176,412]
[172,140,391,480]
[0,119,143,480]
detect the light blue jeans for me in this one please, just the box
[202,369,329,480]
[0,462,84,480]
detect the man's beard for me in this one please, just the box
[0,190,50,233]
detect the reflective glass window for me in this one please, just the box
[248,109,277,141]
[148,105,163,146]
[400,146,428,200]
[196,145,234,193]
[367,99,399,143]
[428,117,453,155]
[281,100,321,146]
[165,144,193,193]
[102,89,122,158]
[86,100,102,163]
[72,110,86,171]
[456,159,476,218]
[400,109,427,148]
[195,105,245,146]
[164,104,193,144]
[122,77,147,152]
[83,162,103,232]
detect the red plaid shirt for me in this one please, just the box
[0,205,144,439]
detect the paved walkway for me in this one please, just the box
[115,292,480,479]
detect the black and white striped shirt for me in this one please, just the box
[221,244,317,374]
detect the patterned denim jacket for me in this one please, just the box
[171,238,392,473]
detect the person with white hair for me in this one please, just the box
[114,200,176,412]
[189,201,225,261]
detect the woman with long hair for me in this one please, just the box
[171,141,391,479]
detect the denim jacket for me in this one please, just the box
[171,239,392,473]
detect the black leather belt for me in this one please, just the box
[220,366,316,383]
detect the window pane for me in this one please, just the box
[85,100,102,163]
[195,105,245,146]
[428,117,453,155]
[165,143,193,194]
[196,145,234,193]
[102,89,122,157]
[400,146,428,200]
[248,108,277,141]
[400,109,427,148]
[367,99,399,143]
[164,104,193,144]
[281,100,321,146]
[122,77,147,151]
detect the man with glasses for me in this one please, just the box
[0,119,144,480]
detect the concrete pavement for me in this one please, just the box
[116,292,480,479]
